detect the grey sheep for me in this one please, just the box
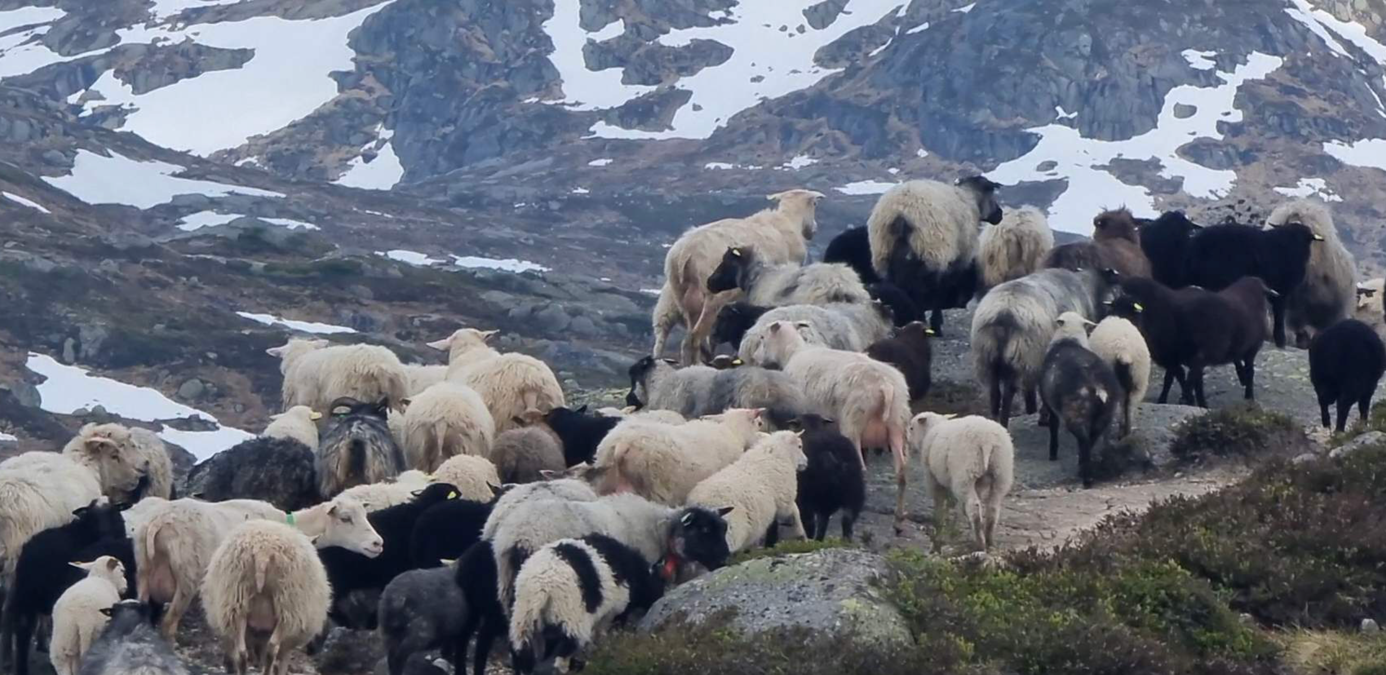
[378,566,467,675]
[317,397,408,499]
[736,302,894,363]
[490,418,566,484]
[76,600,189,675]
[624,356,805,423]
[706,246,870,306]
[1266,199,1357,348]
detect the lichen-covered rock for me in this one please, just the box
[639,549,910,646]
[1330,431,1386,460]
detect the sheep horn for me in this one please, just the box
[309,411,323,421]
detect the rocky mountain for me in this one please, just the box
[2,0,1386,457]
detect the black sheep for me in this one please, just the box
[865,321,933,401]
[1309,319,1386,432]
[790,415,865,541]
[1138,211,1201,289]
[183,436,318,511]
[822,226,881,285]
[543,406,618,467]
[1183,221,1320,348]
[711,302,771,350]
[409,496,493,569]
[379,566,468,675]
[1039,322,1121,488]
[865,281,922,327]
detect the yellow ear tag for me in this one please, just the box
[732,358,743,365]
[1133,303,1144,312]
[448,491,458,500]
[731,248,742,257]
[924,328,936,336]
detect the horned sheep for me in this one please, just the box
[50,556,127,675]
[625,356,804,421]
[1266,199,1358,348]
[908,412,1015,551]
[62,423,173,501]
[429,328,566,433]
[1087,315,1151,438]
[705,245,870,307]
[400,381,496,472]
[688,430,808,552]
[977,205,1054,292]
[316,397,407,499]
[267,338,409,414]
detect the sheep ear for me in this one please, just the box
[425,338,451,350]
[481,330,499,342]
[70,561,92,571]
[794,321,810,329]
[539,470,564,481]
[575,404,588,414]
[680,512,695,527]
[661,358,678,365]
[769,323,781,334]
[105,558,119,572]
[266,346,286,357]
[1313,234,1325,241]
[309,410,323,420]
[309,534,322,546]
[99,606,115,618]
[716,506,735,517]
[511,415,526,426]
[439,558,456,566]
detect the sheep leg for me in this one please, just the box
[1121,395,1132,439]
[226,615,249,675]
[1157,367,1179,404]
[473,615,503,675]
[1242,359,1256,401]
[1078,435,1094,489]
[998,378,1015,428]
[1271,298,1288,349]
[1024,387,1038,416]
[1359,396,1373,426]
[1336,394,1354,433]
[929,308,944,336]
[1319,397,1332,429]
[1046,405,1060,461]
[840,507,858,541]
[763,521,780,549]
[930,486,950,552]
[1190,366,1208,408]
[959,476,987,552]
[787,504,808,541]
[159,582,193,642]
[890,425,908,535]
[988,376,1002,420]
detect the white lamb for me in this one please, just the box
[429,329,566,433]
[1086,314,1151,438]
[431,454,501,502]
[62,423,174,500]
[909,412,1015,552]
[400,381,496,472]
[687,431,808,552]
[268,338,410,413]
[50,556,128,675]
[261,406,322,448]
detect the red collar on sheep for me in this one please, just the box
[658,552,682,582]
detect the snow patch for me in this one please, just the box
[544,1,655,110]
[0,8,107,79]
[705,162,735,170]
[1273,177,1343,202]
[44,150,283,209]
[0,432,15,442]
[177,211,241,231]
[869,36,894,57]
[148,0,248,21]
[2,191,50,213]
[953,3,976,13]
[1288,0,1386,65]
[1181,49,1217,70]
[26,353,254,460]
[260,217,319,230]
[916,148,928,158]
[334,141,404,190]
[835,179,899,195]
[905,21,930,34]
[378,249,448,266]
[236,311,356,334]
[640,288,661,295]
[452,255,549,274]
[588,158,614,167]
[780,155,819,170]
[1055,105,1077,120]
[1324,137,1386,171]
[1285,4,1350,57]
[571,187,590,194]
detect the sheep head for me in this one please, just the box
[669,506,733,571]
[956,175,1004,224]
[426,328,499,362]
[1093,207,1140,244]
[313,497,384,557]
[71,555,127,593]
[71,423,147,499]
[767,189,825,239]
[706,246,754,294]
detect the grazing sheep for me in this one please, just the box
[378,566,467,675]
[908,413,1014,551]
[705,246,870,306]
[401,382,496,472]
[482,479,600,543]
[750,321,912,532]
[1309,319,1386,432]
[688,431,808,552]
[1138,210,1201,288]
[977,206,1054,293]
[268,338,410,414]
[822,226,881,285]
[403,364,449,397]
[75,600,188,675]
[509,535,665,675]
[201,521,331,675]
[867,176,1003,334]
[649,284,684,360]
[578,408,765,505]
[1266,199,1358,348]
[735,301,895,364]
[338,470,431,512]
[970,268,1113,427]
[790,415,865,541]
[50,557,127,675]
[489,424,566,484]
[1355,278,1385,338]
[429,329,566,433]
[317,397,407,499]
[1039,314,1121,487]
[543,406,619,468]
[625,356,804,421]
[1087,315,1151,438]
[431,454,501,502]
[261,406,322,449]
[665,189,825,364]
[183,437,318,512]
[1184,221,1320,348]
[865,321,934,401]
[0,453,102,597]
[62,423,173,501]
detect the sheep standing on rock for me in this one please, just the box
[791,414,865,541]
[705,245,870,306]
[908,413,1014,551]
[1183,221,1320,348]
[1309,319,1386,432]
[430,328,566,433]
[624,355,804,421]
[688,431,808,552]
[267,338,409,414]
[50,556,127,675]
[1087,315,1151,438]
[75,600,188,675]
[317,397,407,498]
[1266,199,1358,348]
[662,189,824,364]
[62,423,174,501]
[400,382,496,472]
[867,176,1004,334]
[1040,313,1121,487]
[977,206,1054,293]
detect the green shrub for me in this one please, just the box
[1168,406,1305,463]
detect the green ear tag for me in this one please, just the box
[286,512,296,526]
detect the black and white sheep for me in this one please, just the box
[1266,199,1358,348]
[790,415,865,541]
[1040,314,1122,488]
[1309,319,1386,432]
[317,397,408,499]
[1087,316,1151,439]
[865,321,934,401]
[1183,221,1320,348]
[74,600,188,675]
[705,245,870,306]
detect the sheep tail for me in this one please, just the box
[1113,361,1135,400]
[521,389,543,417]
[254,550,272,593]
[880,382,895,424]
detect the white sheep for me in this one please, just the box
[431,454,501,502]
[400,381,496,472]
[706,245,870,306]
[403,363,449,396]
[267,338,410,412]
[1355,278,1385,340]
[62,423,174,500]
[201,521,331,675]
[428,329,565,433]
[581,408,766,505]
[650,283,684,360]
[736,302,893,363]
[262,406,322,448]
[908,412,1015,552]
[687,431,808,552]
[749,321,912,532]
[595,407,687,424]
[0,453,102,584]
[1266,199,1358,348]
[50,556,128,675]
[337,470,432,512]
[1087,314,1151,438]
[977,205,1054,293]
[664,189,825,364]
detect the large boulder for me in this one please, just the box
[639,549,911,646]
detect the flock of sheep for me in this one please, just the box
[3,175,1386,675]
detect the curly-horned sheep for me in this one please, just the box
[0,452,102,596]
[706,246,870,306]
[788,415,865,541]
[401,382,496,472]
[970,268,1113,428]
[62,423,173,502]
[1309,319,1386,433]
[1266,199,1358,348]
[1183,221,1320,348]
[489,424,566,484]
[733,301,894,362]
[751,321,911,532]
[1040,315,1121,487]
[688,431,808,552]
[431,454,501,502]
[977,206,1054,293]
[183,437,318,512]
[624,356,804,422]
[665,189,825,364]
[201,521,331,675]
[866,321,934,401]
[403,364,448,397]
[509,534,665,674]
[75,600,188,675]
[50,556,127,675]
[1087,315,1151,438]
[317,397,407,499]
[823,226,881,285]
[908,413,1014,552]
[378,566,467,675]
[867,176,1003,334]
[1138,211,1201,289]
[429,329,566,433]
[267,338,409,414]
[261,406,322,449]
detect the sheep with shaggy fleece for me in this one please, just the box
[184,437,318,512]
[1266,199,1358,348]
[431,455,501,502]
[429,329,565,433]
[400,382,495,472]
[1356,278,1386,339]
[268,339,410,414]
[705,246,870,306]
[261,406,322,448]
[317,397,407,498]
[338,470,431,512]
[73,599,188,675]
[650,284,684,360]
[867,176,1003,335]
[624,356,804,422]
[403,364,448,397]
[688,431,808,552]
[1087,314,1151,438]
[750,321,912,533]
[0,453,102,588]
[735,301,894,362]
[577,408,765,505]
[908,413,1014,552]
[489,425,565,484]
[50,556,127,675]
[481,478,599,542]
[62,423,173,501]
[977,205,1053,293]
[665,189,825,364]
